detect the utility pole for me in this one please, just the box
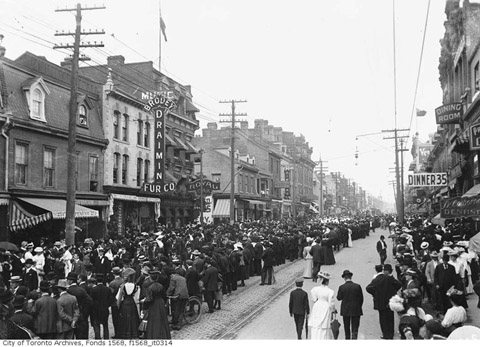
[54,3,105,246]
[383,128,409,225]
[219,99,247,225]
[316,156,328,217]
[199,149,204,226]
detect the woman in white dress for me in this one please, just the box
[302,237,313,279]
[347,228,353,248]
[308,271,336,340]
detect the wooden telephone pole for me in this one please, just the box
[219,100,246,225]
[54,3,105,245]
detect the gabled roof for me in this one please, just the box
[21,76,50,95]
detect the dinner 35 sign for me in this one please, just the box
[140,93,177,194]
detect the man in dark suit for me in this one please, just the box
[109,267,124,338]
[66,272,92,339]
[309,239,324,282]
[288,278,310,340]
[23,259,38,291]
[201,258,218,313]
[253,240,264,276]
[366,264,401,339]
[434,253,457,313]
[376,235,388,265]
[26,280,57,339]
[10,295,34,330]
[56,279,80,339]
[90,274,114,339]
[260,242,275,285]
[71,252,86,277]
[337,270,363,340]
[185,260,201,298]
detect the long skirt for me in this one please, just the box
[118,296,140,339]
[145,297,171,339]
[303,259,313,279]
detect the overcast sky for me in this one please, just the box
[1,0,455,205]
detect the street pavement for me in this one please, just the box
[86,227,480,340]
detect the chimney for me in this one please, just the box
[207,122,218,130]
[60,57,72,70]
[107,55,125,66]
[240,121,249,130]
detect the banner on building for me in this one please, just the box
[407,173,447,187]
[470,124,480,150]
[435,102,463,124]
[441,196,480,218]
[186,179,220,195]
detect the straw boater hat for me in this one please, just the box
[420,242,429,250]
[318,271,331,280]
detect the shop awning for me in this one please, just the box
[463,184,480,197]
[174,136,189,150]
[9,201,51,231]
[76,199,110,206]
[111,194,161,203]
[18,198,99,219]
[244,199,266,206]
[212,199,231,218]
[165,133,177,147]
[186,141,201,153]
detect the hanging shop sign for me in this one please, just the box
[407,173,448,187]
[140,93,177,194]
[441,196,480,218]
[435,102,463,124]
[186,179,220,195]
[470,124,480,150]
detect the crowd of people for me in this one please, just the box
[0,216,376,339]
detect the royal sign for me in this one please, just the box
[470,124,480,150]
[441,196,480,218]
[186,179,220,195]
[435,102,463,124]
[407,173,447,187]
[140,92,177,194]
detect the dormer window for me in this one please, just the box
[78,105,88,127]
[23,76,50,122]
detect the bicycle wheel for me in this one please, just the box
[184,296,202,324]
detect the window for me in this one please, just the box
[113,152,120,184]
[78,105,88,127]
[475,62,480,93]
[137,119,143,145]
[89,156,98,192]
[15,143,28,185]
[137,158,143,187]
[122,154,129,184]
[43,148,55,187]
[238,174,243,192]
[113,111,120,139]
[122,114,129,141]
[32,89,43,119]
[144,160,150,183]
[144,122,150,148]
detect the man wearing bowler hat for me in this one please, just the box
[10,295,34,330]
[288,278,310,339]
[55,279,80,339]
[336,270,363,339]
[366,263,401,339]
[27,280,57,339]
[66,272,92,339]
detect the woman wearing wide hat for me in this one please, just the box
[308,271,336,340]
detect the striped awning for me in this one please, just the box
[19,198,99,219]
[212,199,231,218]
[10,201,51,231]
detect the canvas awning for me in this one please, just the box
[18,198,99,219]
[9,201,51,231]
[186,141,201,153]
[165,133,177,147]
[244,199,266,206]
[212,199,231,218]
[111,194,160,203]
[174,136,189,150]
[463,184,480,197]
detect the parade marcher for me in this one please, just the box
[55,279,80,340]
[308,271,336,340]
[336,270,363,340]
[366,263,402,339]
[376,235,387,265]
[302,238,313,279]
[90,274,114,339]
[26,280,57,339]
[288,278,310,340]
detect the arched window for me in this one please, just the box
[32,89,43,119]
[78,105,87,126]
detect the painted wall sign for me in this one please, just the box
[441,196,480,218]
[435,102,463,124]
[140,92,177,194]
[407,173,447,187]
[470,124,480,150]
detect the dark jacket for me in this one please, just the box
[27,293,58,334]
[185,267,201,297]
[67,284,93,322]
[262,247,275,267]
[23,267,38,291]
[309,244,324,264]
[376,240,387,254]
[201,265,218,292]
[337,280,364,316]
[366,273,402,310]
[90,283,114,323]
[433,262,456,292]
[289,288,310,315]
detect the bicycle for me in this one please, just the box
[167,295,203,325]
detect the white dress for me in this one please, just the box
[303,246,313,279]
[347,229,353,248]
[309,284,335,340]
